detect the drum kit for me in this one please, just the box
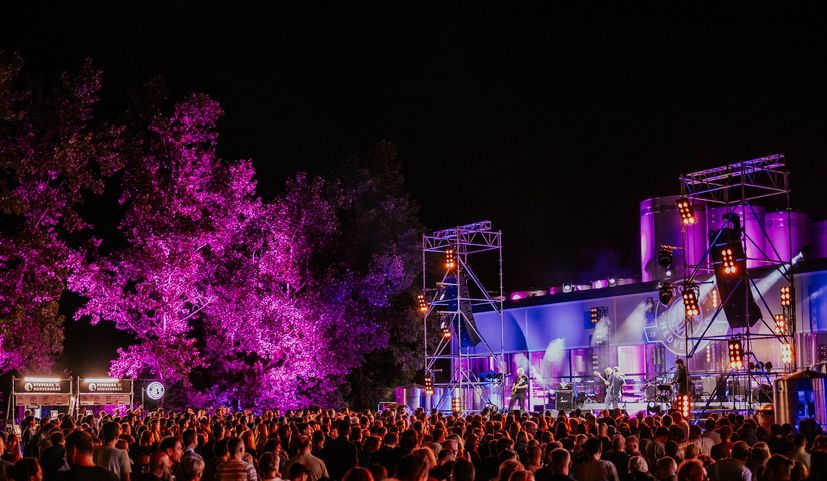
[643,376,695,402]
[644,382,673,402]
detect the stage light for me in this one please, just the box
[780,286,792,307]
[676,198,696,225]
[706,345,712,364]
[647,401,661,415]
[83,378,120,383]
[728,339,744,369]
[710,288,719,309]
[774,314,787,335]
[452,396,462,414]
[782,344,793,364]
[441,326,452,340]
[445,249,456,270]
[563,283,574,293]
[424,373,434,395]
[659,283,674,304]
[721,248,737,275]
[658,249,673,269]
[765,362,773,371]
[417,293,428,314]
[608,277,617,287]
[22,377,61,383]
[590,307,599,324]
[674,393,691,418]
[683,289,700,318]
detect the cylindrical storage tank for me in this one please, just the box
[810,220,827,260]
[394,385,425,410]
[640,196,708,282]
[707,204,766,267]
[431,387,446,411]
[765,211,809,263]
[773,369,827,427]
[406,385,424,410]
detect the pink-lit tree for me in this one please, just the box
[69,94,258,384]
[0,54,124,372]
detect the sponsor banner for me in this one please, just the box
[79,379,133,394]
[13,379,71,394]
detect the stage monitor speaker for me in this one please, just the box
[556,390,573,411]
[442,272,482,347]
[710,216,762,328]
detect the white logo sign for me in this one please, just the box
[146,381,165,400]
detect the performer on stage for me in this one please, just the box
[595,367,624,409]
[507,367,529,412]
[674,359,689,395]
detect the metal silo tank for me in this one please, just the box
[765,211,810,263]
[707,204,766,267]
[640,196,708,282]
[811,220,827,260]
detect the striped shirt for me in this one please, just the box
[214,458,259,481]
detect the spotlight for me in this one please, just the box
[647,401,661,415]
[780,286,793,307]
[782,344,793,364]
[417,294,428,314]
[424,373,434,395]
[728,339,744,369]
[441,326,452,340]
[764,362,773,371]
[659,283,674,304]
[445,249,456,270]
[721,248,737,275]
[608,277,617,287]
[451,396,462,415]
[563,283,574,293]
[683,288,700,318]
[676,198,696,225]
[657,249,673,270]
[674,393,691,418]
[774,314,787,335]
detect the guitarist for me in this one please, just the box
[507,367,529,413]
[595,367,624,409]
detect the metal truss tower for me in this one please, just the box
[422,221,505,413]
[678,154,796,414]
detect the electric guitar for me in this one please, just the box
[512,376,527,394]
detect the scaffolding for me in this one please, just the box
[678,154,797,415]
[422,221,505,413]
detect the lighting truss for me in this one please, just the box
[422,221,505,413]
[677,154,798,417]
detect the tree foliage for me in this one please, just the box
[0,53,123,372]
[2,55,422,408]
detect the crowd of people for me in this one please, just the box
[0,405,824,481]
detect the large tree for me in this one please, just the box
[68,94,258,384]
[0,53,123,372]
[3,55,423,407]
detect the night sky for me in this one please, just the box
[4,3,827,372]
